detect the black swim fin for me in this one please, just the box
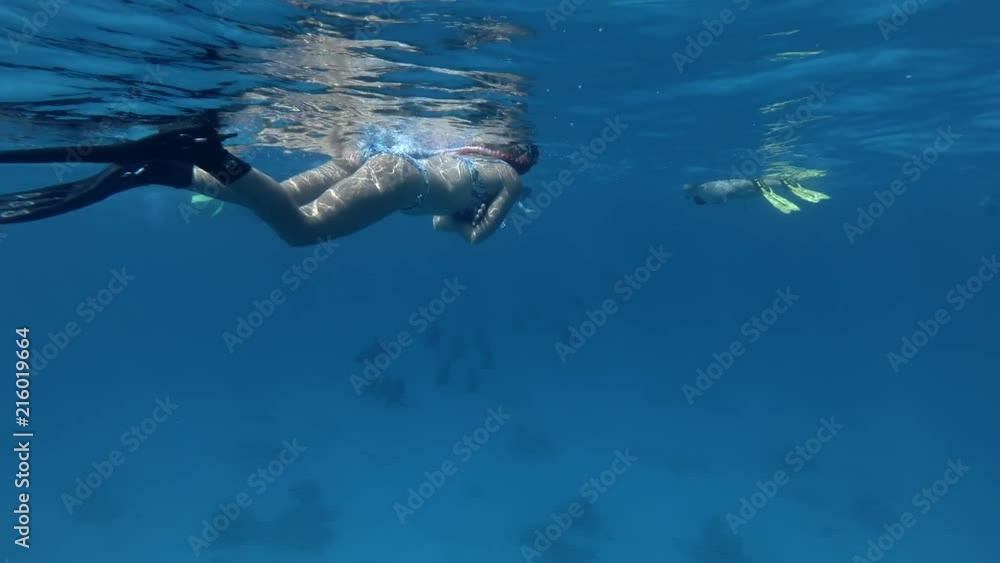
[0,120,227,163]
[0,119,253,223]
[0,161,192,224]
[0,119,249,183]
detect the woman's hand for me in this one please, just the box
[433,184,521,244]
[467,182,521,243]
[433,215,463,232]
[433,214,476,242]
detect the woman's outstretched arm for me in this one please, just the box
[434,179,522,244]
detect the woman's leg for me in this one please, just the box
[187,160,351,206]
[280,161,351,205]
[184,154,425,246]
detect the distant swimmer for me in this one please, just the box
[683,177,830,214]
[0,120,539,246]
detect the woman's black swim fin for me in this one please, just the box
[0,120,251,223]
[0,119,249,186]
[0,161,192,224]
[0,120,235,164]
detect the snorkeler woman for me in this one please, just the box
[0,120,539,246]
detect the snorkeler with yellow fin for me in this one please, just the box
[754,178,800,213]
[757,177,830,213]
[684,176,830,214]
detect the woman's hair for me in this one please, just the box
[458,141,538,174]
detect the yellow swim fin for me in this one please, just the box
[755,179,800,214]
[781,178,830,203]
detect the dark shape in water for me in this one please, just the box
[465,483,483,499]
[267,480,335,554]
[517,523,597,563]
[476,329,494,369]
[436,363,452,387]
[466,368,480,393]
[424,324,443,350]
[69,482,124,528]
[561,326,573,344]
[451,335,466,360]
[443,18,534,50]
[685,516,751,563]
[353,337,383,364]
[372,374,406,407]
[213,505,260,547]
[849,492,894,528]
[509,424,556,457]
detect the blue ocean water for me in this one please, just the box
[0,0,997,561]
